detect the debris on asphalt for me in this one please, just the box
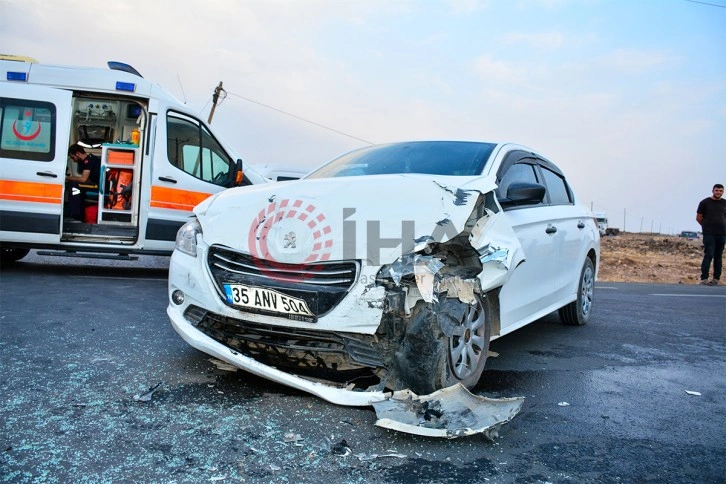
[372,383,524,439]
[283,433,303,444]
[132,381,162,402]
[331,439,351,456]
[557,402,570,407]
[354,452,407,461]
[208,358,238,372]
[685,390,702,396]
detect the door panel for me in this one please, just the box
[145,111,234,251]
[499,205,557,329]
[0,84,71,244]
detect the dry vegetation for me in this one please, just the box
[598,232,704,284]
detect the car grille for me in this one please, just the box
[207,245,359,316]
[184,305,385,371]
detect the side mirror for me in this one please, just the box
[501,182,546,206]
[234,159,244,186]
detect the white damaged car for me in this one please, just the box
[167,141,600,407]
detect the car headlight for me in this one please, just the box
[175,218,202,257]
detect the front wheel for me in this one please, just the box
[395,293,492,395]
[0,247,30,267]
[559,257,595,326]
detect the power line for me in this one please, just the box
[224,90,374,145]
[683,0,726,8]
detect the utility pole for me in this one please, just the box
[208,81,224,124]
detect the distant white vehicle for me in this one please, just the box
[594,212,608,236]
[265,169,307,182]
[256,164,309,182]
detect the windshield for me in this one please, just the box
[306,141,497,179]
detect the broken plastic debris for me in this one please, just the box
[414,258,439,303]
[209,358,238,372]
[372,383,524,439]
[685,390,701,396]
[331,439,351,456]
[355,453,407,461]
[283,433,303,443]
[439,276,477,304]
[133,381,162,402]
[557,402,570,407]
[385,253,443,289]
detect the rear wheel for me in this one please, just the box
[559,257,595,326]
[0,247,30,266]
[395,293,491,395]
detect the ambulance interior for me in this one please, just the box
[64,95,146,242]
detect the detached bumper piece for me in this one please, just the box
[372,383,524,439]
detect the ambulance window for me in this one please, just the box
[167,112,234,187]
[0,99,56,162]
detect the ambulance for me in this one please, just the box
[0,56,265,264]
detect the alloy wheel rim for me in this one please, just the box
[581,266,594,316]
[449,298,486,379]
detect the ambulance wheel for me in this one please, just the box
[0,247,30,266]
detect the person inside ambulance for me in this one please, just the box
[65,144,101,222]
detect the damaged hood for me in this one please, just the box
[195,174,497,265]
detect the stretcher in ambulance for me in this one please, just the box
[0,57,265,264]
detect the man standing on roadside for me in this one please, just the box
[696,183,726,285]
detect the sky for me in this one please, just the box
[2,0,724,234]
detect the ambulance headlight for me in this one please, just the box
[175,218,202,257]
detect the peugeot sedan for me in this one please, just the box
[167,141,600,406]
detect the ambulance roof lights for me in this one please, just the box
[107,61,143,78]
[116,81,136,92]
[7,71,28,81]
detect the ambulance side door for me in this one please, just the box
[0,84,71,244]
[144,110,238,252]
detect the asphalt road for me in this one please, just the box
[1,252,725,483]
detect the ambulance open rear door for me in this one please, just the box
[0,83,72,245]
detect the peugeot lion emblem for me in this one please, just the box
[284,231,296,249]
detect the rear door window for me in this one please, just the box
[539,166,572,205]
[0,98,56,161]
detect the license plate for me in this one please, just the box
[223,283,316,322]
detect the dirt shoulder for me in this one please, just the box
[598,232,704,284]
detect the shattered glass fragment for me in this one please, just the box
[133,381,162,402]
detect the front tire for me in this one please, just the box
[559,257,595,326]
[395,293,492,395]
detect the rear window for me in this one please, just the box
[0,98,56,162]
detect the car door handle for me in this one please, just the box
[37,171,58,178]
[546,225,557,234]
[577,221,585,229]
[158,176,178,184]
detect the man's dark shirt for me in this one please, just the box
[697,197,726,236]
[75,153,102,188]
